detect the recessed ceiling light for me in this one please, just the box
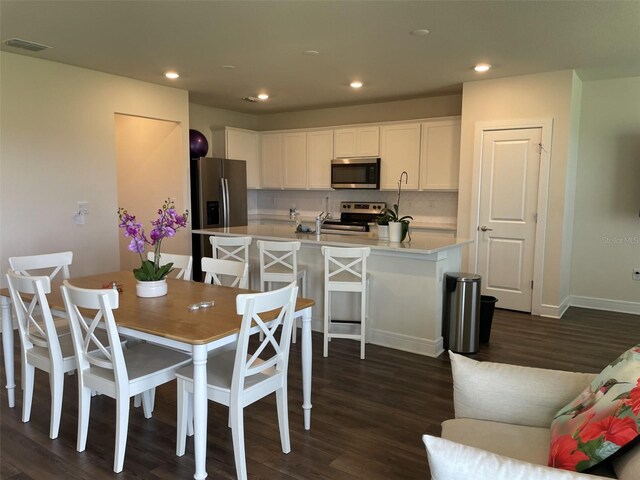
[164,71,179,79]
[221,64,236,69]
[257,93,269,100]
[474,63,491,73]
[410,29,430,36]
[350,81,363,89]
[302,50,320,56]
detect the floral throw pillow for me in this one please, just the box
[548,344,640,472]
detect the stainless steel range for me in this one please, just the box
[321,201,386,234]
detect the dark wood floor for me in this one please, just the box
[2,307,639,479]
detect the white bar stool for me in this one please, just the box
[210,235,253,287]
[321,246,371,359]
[257,240,307,343]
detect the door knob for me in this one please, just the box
[480,226,493,232]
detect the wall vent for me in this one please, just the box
[4,38,51,52]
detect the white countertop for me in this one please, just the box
[193,224,472,255]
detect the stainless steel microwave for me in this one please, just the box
[331,158,381,189]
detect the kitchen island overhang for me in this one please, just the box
[193,225,473,358]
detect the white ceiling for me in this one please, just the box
[1,1,639,114]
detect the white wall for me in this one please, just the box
[0,52,190,285]
[256,94,462,131]
[570,76,640,312]
[457,70,579,313]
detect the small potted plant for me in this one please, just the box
[376,213,391,240]
[118,198,189,297]
[382,171,413,242]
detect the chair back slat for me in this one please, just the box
[61,282,128,384]
[257,240,301,290]
[201,257,249,289]
[147,252,193,281]
[210,236,252,263]
[6,271,62,360]
[322,246,370,287]
[233,283,298,390]
[9,251,73,280]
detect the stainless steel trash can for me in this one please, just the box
[443,273,481,354]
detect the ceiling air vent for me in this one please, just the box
[243,96,262,103]
[4,38,51,52]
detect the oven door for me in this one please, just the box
[331,158,380,189]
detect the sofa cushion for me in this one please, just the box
[423,434,612,480]
[450,352,596,428]
[549,344,640,472]
[442,418,550,465]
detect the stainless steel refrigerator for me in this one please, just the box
[190,157,247,281]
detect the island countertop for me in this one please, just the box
[193,224,472,255]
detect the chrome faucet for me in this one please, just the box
[315,211,331,234]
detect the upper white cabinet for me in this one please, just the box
[260,133,283,189]
[282,132,307,189]
[379,123,421,190]
[212,127,260,189]
[419,119,461,190]
[307,130,334,189]
[334,126,379,157]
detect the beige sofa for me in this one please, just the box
[422,352,640,480]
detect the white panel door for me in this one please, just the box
[260,133,283,189]
[476,128,541,312]
[226,128,260,189]
[380,123,420,190]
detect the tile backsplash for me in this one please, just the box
[249,189,457,224]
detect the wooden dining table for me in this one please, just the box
[1,271,315,480]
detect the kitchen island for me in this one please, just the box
[193,224,473,357]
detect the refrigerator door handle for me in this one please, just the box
[220,178,227,228]
[224,178,231,227]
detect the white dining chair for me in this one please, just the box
[321,246,371,359]
[9,251,74,332]
[8,251,73,280]
[201,257,249,289]
[210,235,253,288]
[61,281,192,473]
[147,252,193,281]
[257,240,306,343]
[6,271,76,439]
[175,282,298,480]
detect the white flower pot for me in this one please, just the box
[377,224,389,240]
[136,279,168,298]
[389,222,403,243]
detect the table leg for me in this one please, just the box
[300,307,312,430]
[192,344,208,480]
[1,295,15,408]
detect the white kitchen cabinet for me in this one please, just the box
[260,133,283,189]
[420,119,461,190]
[306,130,333,189]
[379,123,421,190]
[334,126,379,157]
[212,127,261,189]
[282,132,307,189]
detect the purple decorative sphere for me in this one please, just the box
[189,129,209,158]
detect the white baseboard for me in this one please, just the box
[306,318,444,357]
[540,296,571,318]
[569,295,640,316]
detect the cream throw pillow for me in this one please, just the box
[422,435,612,480]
